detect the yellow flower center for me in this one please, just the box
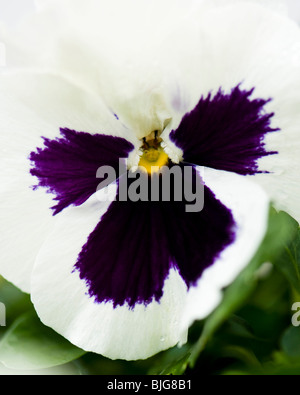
[138,132,169,174]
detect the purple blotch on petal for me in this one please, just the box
[29,128,134,215]
[74,165,236,308]
[170,84,279,175]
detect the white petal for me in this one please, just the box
[250,134,300,224]
[31,189,187,361]
[0,72,137,292]
[158,3,300,222]
[158,2,299,116]
[0,41,5,66]
[0,361,79,376]
[34,0,50,10]
[41,0,199,138]
[3,0,199,136]
[0,0,36,28]
[181,167,270,331]
[203,0,288,14]
[31,167,269,360]
[0,71,138,143]
[0,94,55,292]
[286,0,300,24]
[2,1,293,139]
[8,0,281,138]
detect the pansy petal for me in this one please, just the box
[1,71,137,215]
[30,188,188,361]
[0,72,137,292]
[0,71,138,142]
[2,1,293,140]
[182,166,270,330]
[205,0,287,13]
[4,1,275,138]
[248,120,300,222]
[2,0,195,138]
[158,2,300,119]
[31,166,269,360]
[158,3,300,221]
[73,167,235,309]
[0,94,55,292]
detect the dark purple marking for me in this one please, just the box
[74,164,236,308]
[170,85,279,175]
[30,128,134,215]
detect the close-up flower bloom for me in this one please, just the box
[0,0,300,371]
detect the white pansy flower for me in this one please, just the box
[0,0,299,360]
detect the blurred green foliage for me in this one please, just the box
[0,208,300,375]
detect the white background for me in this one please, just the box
[0,0,300,25]
[0,0,35,26]
[286,0,300,22]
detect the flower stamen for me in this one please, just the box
[138,131,169,174]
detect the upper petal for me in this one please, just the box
[0,70,138,141]
[2,1,287,138]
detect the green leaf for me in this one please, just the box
[188,208,297,368]
[219,345,261,367]
[224,315,257,340]
[0,277,32,323]
[281,326,300,359]
[146,344,191,375]
[0,311,86,370]
[158,352,191,375]
[272,222,300,293]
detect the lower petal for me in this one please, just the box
[31,166,269,360]
[30,187,188,360]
